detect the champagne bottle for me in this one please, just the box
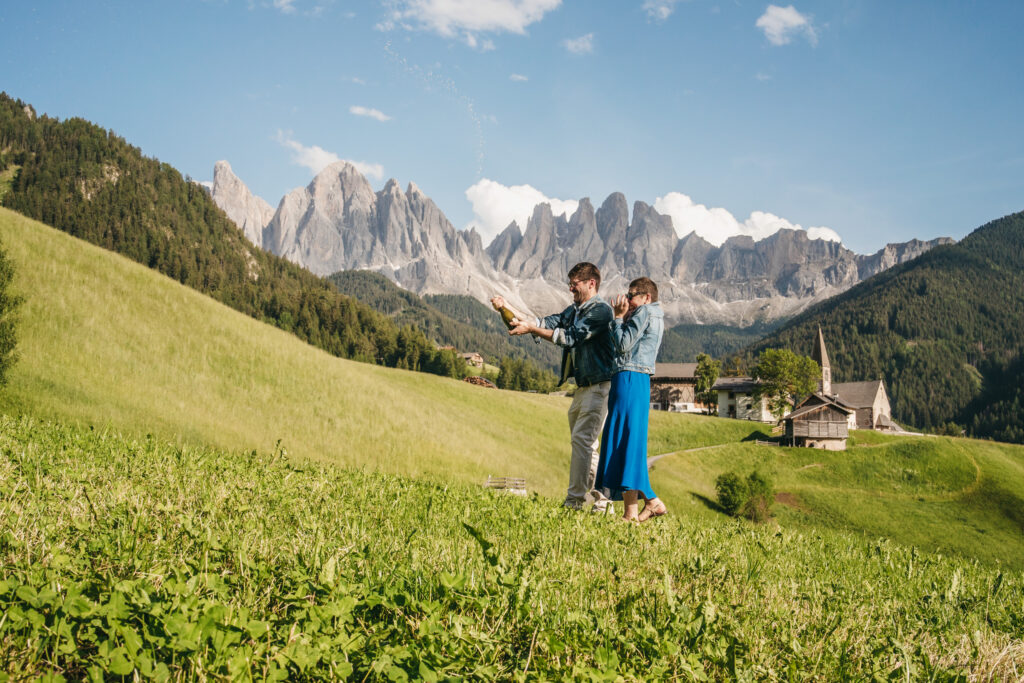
[498,306,517,330]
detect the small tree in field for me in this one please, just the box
[0,240,20,387]
[751,348,819,419]
[695,353,721,414]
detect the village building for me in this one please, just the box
[711,376,778,422]
[783,392,853,450]
[459,352,485,369]
[649,363,707,412]
[811,327,896,431]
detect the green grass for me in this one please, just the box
[647,430,1024,569]
[1,416,1022,679]
[2,204,1024,570]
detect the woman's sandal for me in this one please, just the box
[638,499,668,522]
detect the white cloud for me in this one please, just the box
[349,105,393,122]
[465,179,578,244]
[653,192,841,246]
[509,73,529,82]
[643,0,679,22]
[273,0,297,13]
[563,32,594,54]
[756,5,817,46]
[382,0,561,44]
[274,130,384,180]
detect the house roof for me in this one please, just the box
[652,363,698,380]
[832,380,885,408]
[786,392,854,421]
[712,376,758,392]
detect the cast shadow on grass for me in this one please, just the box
[741,430,776,443]
[691,492,726,514]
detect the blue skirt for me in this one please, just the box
[595,371,656,501]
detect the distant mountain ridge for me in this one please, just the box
[212,161,952,326]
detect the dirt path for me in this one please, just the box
[647,443,730,467]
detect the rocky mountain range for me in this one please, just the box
[209,161,952,326]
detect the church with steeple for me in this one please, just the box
[782,327,897,449]
[811,326,896,431]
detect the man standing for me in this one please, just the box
[491,262,616,512]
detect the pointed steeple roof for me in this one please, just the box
[811,326,830,369]
[811,326,832,395]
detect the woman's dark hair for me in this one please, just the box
[630,276,659,302]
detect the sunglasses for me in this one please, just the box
[627,291,644,300]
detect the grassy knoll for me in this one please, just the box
[647,428,1024,569]
[0,208,570,497]
[2,415,1022,679]
[0,208,708,500]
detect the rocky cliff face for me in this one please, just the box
[254,161,528,309]
[210,161,275,248]
[210,161,952,325]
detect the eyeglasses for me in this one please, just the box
[568,278,594,288]
[627,291,644,300]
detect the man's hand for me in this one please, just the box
[509,318,533,336]
[490,296,506,311]
[611,294,629,318]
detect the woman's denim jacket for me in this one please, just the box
[611,302,664,375]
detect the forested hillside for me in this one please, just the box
[751,211,1024,442]
[328,270,559,371]
[0,93,464,378]
[659,321,777,363]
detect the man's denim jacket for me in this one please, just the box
[610,302,664,375]
[539,296,616,387]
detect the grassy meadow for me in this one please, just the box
[1,206,1024,676]
[2,416,1022,680]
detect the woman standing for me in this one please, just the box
[595,277,669,522]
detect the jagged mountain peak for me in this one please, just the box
[210,160,274,248]
[211,164,951,327]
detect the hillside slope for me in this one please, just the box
[750,211,1024,439]
[0,207,575,492]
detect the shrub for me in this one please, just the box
[743,470,775,523]
[715,469,775,522]
[715,471,748,516]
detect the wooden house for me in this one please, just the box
[784,393,853,450]
[459,352,485,369]
[650,363,707,412]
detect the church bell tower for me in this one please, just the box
[811,326,831,395]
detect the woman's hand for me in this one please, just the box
[611,294,629,318]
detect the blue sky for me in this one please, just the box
[3,1,1023,253]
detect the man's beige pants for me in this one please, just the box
[564,381,611,509]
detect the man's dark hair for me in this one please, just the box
[630,276,659,302]
[568,262,601,290]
